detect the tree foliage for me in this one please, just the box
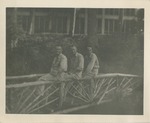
[6,8,26,50]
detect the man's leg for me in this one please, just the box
[36,74,56,96]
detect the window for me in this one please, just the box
[97,9,102,15]
[18,8,31,13]
[78,9,85,14]
[105,9,119,15]
[124,9,135,16]
[75,17,85,34]
[104,19,119,34]
[114,20,119,32]
[97,19,102,34]
[105,19,111,34]
[17,15,31,32]
[122,20,133,33]
[22,14,68,34]
[51,16,68,33]
[105,9,111,15]
[35,16,49,33]
[114,9,119,15]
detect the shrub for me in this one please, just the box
[6,33,143,76]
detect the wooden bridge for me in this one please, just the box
[6,73,142,114]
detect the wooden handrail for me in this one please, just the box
[96,73,140,77]
[6,73,140,80]
[6,80,62,89]
[6,73,46,80]
[6,73,141,89]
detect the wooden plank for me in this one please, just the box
[53,99,112,114]
[6,74,46,80]
[21,84,53,113]
[21,88,59,113]
[6,80,62,89]
[6,73,141,89]
[17,89,36,113]
[94,78,106,98]
[59,82,66,107]
[6,73,140,81]
[68,91,89,103]
[28,97,59,114]
[96,73,140,78]
[97,78,116,104]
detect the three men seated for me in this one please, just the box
[39,45,99,81]
[37,45,99,95]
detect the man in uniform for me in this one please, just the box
[37,46,67,95]
[67,45,84,80]
[83,46,99,78]
[39,46,67,81]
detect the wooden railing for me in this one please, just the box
[6,73,142,114]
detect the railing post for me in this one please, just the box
[6,89,12,113]
[59,82,65,107]
[116,75,119,87]
[90,78,95,101]
[115,75,120,101]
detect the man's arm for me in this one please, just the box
[76,55,84,72]
[85,54,96,73]
[50,57,58,76]
[59,56,67,73]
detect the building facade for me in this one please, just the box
[8,8,139,35]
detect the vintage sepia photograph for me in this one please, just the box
[6,8,144,115]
